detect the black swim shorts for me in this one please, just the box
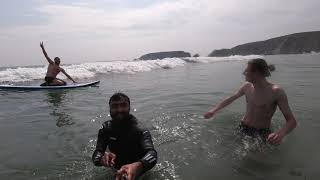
[45,76,55,83]
[238,122,271,140]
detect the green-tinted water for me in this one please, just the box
[0,54,319,179]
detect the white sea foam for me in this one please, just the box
[0,55,263,83]
[184,55,263,63]
[0,67,47,83]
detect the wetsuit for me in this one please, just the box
[92,115,157,175]
[238,122,271,141]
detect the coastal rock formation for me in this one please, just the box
[139,51,191,60]
[193,53,200,57]
[209,31,320,57]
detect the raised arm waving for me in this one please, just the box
[40,42,54,64]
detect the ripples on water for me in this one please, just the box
[1,54,320,179]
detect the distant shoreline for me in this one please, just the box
[209,31,320,57]
[1,52,320,69]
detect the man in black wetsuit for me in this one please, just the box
[92,93,157,180]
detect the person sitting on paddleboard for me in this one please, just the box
[204,58,297,145]
[92,93,157,180]
[40,42,76,86]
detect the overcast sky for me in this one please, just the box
[0,0,319,66]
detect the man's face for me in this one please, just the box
[243,64,257,83]
[109,98,130,122]
[54,57,61,65]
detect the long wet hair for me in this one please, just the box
[248,58,275,77]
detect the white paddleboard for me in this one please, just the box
[0,81,100,90]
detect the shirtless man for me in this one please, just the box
[40,42,76,86]
[204,58,297,145]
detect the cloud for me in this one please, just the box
[3,0,318,39]
[0,0,319,66]
[47,0,206,34]
[1,0,206,37]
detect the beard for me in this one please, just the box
[110,111,132,127]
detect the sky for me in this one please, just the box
[0,0,319,66]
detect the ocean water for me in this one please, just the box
[0,54,319,180]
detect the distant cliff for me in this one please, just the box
[209,31,320,57]
[139,51,191,60]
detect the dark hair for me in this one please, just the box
[248,58,275,77]
[54,57,60,61]
[109,92,130,105]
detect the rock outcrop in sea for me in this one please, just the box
[138,51,191,60]
[209,31,320,57]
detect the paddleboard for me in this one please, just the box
[0,81,100,90]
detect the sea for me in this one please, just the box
[0,54,319,180]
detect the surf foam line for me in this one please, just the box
[0,55,262,83]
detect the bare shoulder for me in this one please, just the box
[243,81,252,86]
[241,81,252,91]
[241,81,252,88]
[271,84,286,99]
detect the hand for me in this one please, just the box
[267,132,284,145]
[204,111,215,119]
[40,42,44,48]
[115,162,143,180]
[100,152,116,167]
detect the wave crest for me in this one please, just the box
[0,55,262,82]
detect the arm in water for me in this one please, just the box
[40,42,54,64]
[92,122,115,167]
[204,82,249,119]
[60,68,77,83]
[267,88,297,145]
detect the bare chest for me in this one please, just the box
[245,90,277,109]
[48,65,60,73]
